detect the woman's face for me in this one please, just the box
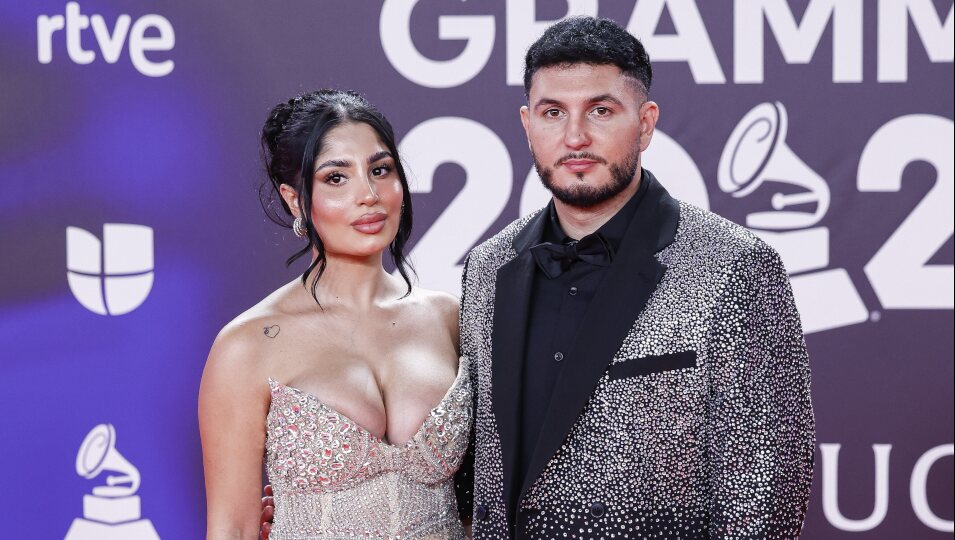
[307,122,404,259]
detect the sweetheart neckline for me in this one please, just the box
[268,356,468,449]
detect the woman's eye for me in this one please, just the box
[372,165,392,177]
[325,173,346,185]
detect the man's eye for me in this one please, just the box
[544,109,562,118]
[593,106,610,116]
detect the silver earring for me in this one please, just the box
[292,217,307,238]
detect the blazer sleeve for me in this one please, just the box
[706,243,816,539]
[454,253,476,523]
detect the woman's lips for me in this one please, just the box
[351,213,387,234]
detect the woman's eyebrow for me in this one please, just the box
[368,151,393,164]
[315,158,350,172]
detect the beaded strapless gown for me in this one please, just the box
[265,357,472,540]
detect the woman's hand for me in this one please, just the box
[260,484,274,539]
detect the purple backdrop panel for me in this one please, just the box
[1,1,952,538]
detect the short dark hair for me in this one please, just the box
[260,89,414,304]
[523,16,652,97]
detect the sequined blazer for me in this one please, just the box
[457,171,815,540]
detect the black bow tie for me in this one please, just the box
[530,233,614,279]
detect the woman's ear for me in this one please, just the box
[278,184,300,217]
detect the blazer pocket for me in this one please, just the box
[608,350,698,380]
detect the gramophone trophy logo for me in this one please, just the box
[64,424,161,539]
[719,102,869,334]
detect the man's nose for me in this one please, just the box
[563,116,591,149]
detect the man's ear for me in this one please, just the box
[278,183,300,218]
[638,101,660,152]
[520,105,531,150]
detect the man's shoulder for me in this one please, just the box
[466,209,542,267]
[671,201,782,269]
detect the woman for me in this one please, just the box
[199,89,472,539]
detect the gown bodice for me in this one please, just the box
[265,357,472,540]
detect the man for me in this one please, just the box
[456,16,814,539]
[263,16,814,540]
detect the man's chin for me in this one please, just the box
[559,170,606,182]
[552,171,606,187]
[544,173,635,208]
[549,186,608,208]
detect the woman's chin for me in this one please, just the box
[325,243,390,261]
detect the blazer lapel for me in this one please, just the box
[519,171,681,502]
[490,207,549,519]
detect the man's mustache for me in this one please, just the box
[554,152,607,168]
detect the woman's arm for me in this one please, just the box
[199,324,270,540]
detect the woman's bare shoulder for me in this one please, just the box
[411,287,459,312]
[204,285,302,391]
[407,287,460,353]
[408,287,458,322]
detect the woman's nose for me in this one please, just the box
[359,178,380,204]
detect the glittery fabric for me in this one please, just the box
[265,357,472,539]
[460,201,815,539]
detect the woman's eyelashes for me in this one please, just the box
[324,171,346,185]
[319,161,393,186]
[371,163,393,177]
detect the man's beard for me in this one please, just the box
[534,145,642,208]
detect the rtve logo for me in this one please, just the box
[37,2,175,77]
[66,224,154,316]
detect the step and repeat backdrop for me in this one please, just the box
[1,1,953,538]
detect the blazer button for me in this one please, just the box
[589,501,607,518]
[475,504,489,521]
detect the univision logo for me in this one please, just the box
[66,224,154,315]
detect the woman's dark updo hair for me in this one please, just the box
[260,89,414,304]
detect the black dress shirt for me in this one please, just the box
[518,172,650,484]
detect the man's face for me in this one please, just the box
[521,63,658,208]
